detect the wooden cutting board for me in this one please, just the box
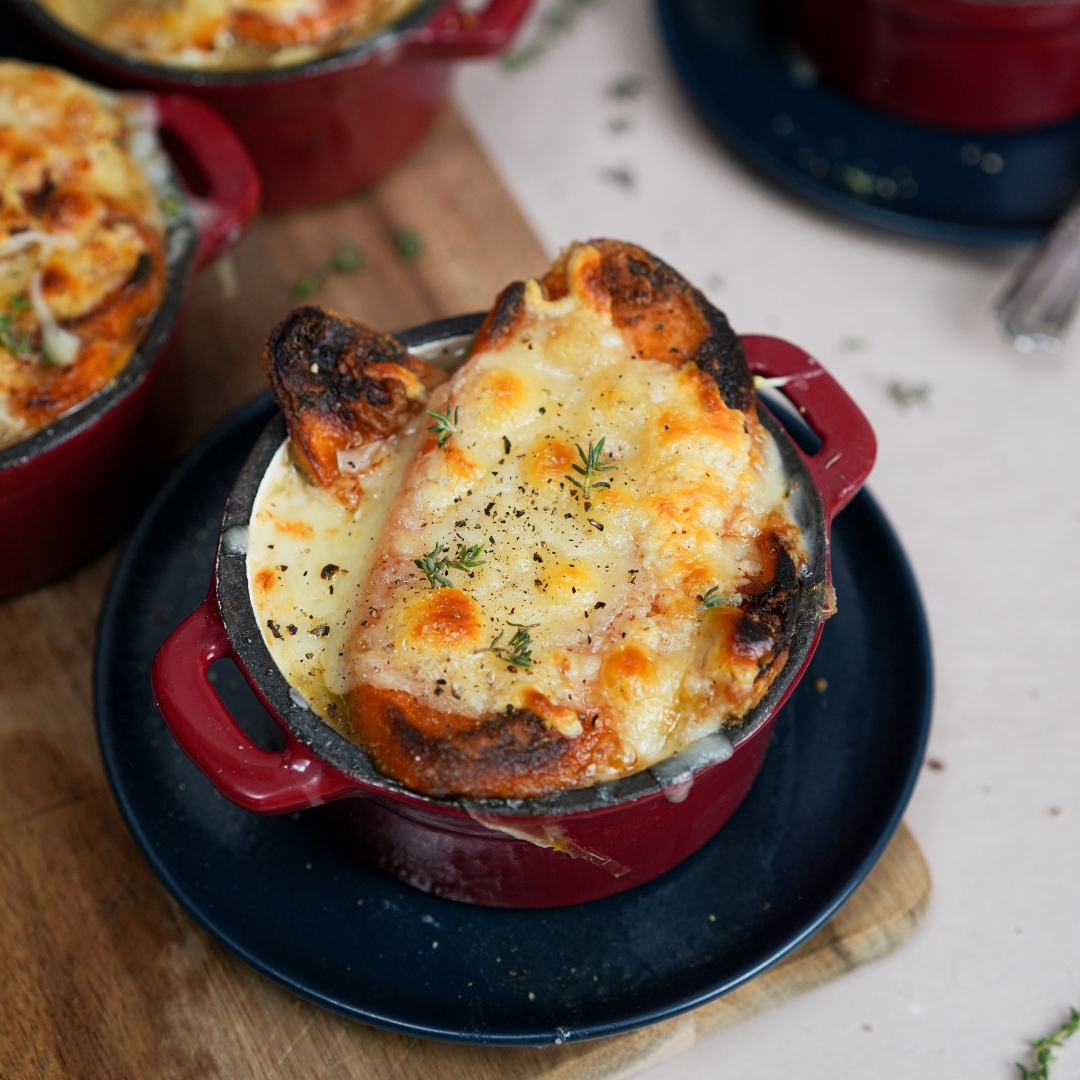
[0,104,930,1080]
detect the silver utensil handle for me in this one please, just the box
[996,197,1080,352]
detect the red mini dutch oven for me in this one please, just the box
[151,316,875,908]
[13,0,534,212]
[787,0,1080,133]
[0,92,260,599]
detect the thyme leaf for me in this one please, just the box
[294,270,323,300]
[481,622,537,668]
[294,243,368,298]
[446,543,486,571]
[1018,1008,1080,1080]
[331,244,368,274]
[414,544,453,589]
[564,437,617,499]
[393,227,424,263]
[426,405,461,448]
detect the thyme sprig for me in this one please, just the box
[426,405,461,448]
[698,586,727,611]
[1018,1008,1080,1080]
[414,544,453,589]
[447,543,486,571]
[564,437,617,499]
[414,542,485,588]
[483,622,537,669]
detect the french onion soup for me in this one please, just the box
[37,0,426,70]
[247,240,808,799]
[0,61,167,449]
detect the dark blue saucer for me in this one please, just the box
[94,393,932,1045]
[656,0,1080,244]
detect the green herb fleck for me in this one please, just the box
[331,244,368,274]
[426,404,461,448]
[698,586,726,611]
[564,437,617,499]
[483,623,536,669]
[502,0,600,71]
[10,291,29,311]
[1017,1008,1080,1080]
[294,270,323,300]
[0,314,31,358]
[393,227,423,263]
[294,243,369,298]
[887,380,931,409]
[160,191,183,217]
[414,544,453,589]
[446,543,486,571]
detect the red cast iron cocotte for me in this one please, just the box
[152,315,876,908]
[13,0,534,212]
[0,93,260,599]
[787,0,1080,133]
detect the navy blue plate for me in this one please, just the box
[656,0,1080,244]
[94,393,932,1045]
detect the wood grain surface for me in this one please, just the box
[0,104,930,1080]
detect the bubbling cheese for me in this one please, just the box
[247,423,424,734]
[0,61,167,448]
[39,0,425,71]
[249,267,802,784]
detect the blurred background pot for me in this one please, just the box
[0,93,260,599]
[12,0,535,211]
[787,0,1080,132]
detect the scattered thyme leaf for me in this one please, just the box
[501,0,600,71]
[1017,1008,1080,1080]
[600,166,635,190]
[426,404,461,448]
[414,544,453,589]
[10,291,29,311]
[294,242,369,298]
[393,227,423,262]
[564,437,618,499]
[294,269,324,299]
[607,74,644,100]
[331,243,367,274]
[887,380,931,409]
[481,622,537,668]
[447,543,486,571]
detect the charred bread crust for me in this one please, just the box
[541,239,756,414]
[349,685,618,799]
[263,306,444,502]
[473,279,526,354]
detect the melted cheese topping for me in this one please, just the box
[40,0,424,70]
[249,256,803,783]
[248,424,425,733]
[0,62,166,449]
